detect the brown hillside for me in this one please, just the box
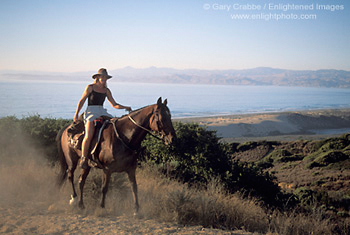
[231,134,350,203]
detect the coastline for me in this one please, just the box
[174,108,350,142]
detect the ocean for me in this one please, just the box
[1,81,350,119]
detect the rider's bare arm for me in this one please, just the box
[74,85,92,122]
[106,88,132,112]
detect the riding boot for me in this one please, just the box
[79,156,89,169]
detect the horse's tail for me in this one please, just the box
[56,123,70,187]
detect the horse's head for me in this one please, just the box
[149,97,177,145]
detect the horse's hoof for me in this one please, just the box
[134,212,143,219]
[79,202,85,209]
[69,195,77,206]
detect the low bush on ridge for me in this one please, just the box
[141,122,291,208]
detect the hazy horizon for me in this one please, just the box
[1,66,350,89]
[1,65,350,74]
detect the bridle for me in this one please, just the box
[110,112,165,148]
[127,115,164,141]
[110,112,167,152]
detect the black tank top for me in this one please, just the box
[88,89,107,106]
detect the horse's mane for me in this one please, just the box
[118,104,155,120]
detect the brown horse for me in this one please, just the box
[56,97,176,213]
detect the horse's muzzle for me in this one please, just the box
[164,133,177,146]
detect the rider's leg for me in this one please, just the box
[80,121,95,169]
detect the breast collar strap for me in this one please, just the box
[111,119,135,151]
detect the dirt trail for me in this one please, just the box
[0,148,251,234]
[1,204,243,234]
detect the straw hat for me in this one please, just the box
[92,68,112,79]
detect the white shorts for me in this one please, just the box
[83,105,113,123]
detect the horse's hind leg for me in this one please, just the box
[101,171,111,208]
[127,168,139,215]
[78,168,91,209]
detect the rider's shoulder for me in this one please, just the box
[85,84,94,93]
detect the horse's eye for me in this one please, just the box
[157,120,163,128]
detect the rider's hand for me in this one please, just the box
[73,114,78,123]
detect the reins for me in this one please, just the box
[127,115,163,141]
[111,119,134,151]
[110,114,164,151]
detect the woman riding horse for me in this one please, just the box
[73,68,132,169]
[58,97,176,211]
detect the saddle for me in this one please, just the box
[67,116,113,167]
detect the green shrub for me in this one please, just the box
[142,122,287,208]
[281,154,305,162]
[294,187,329,211]
[256,158,274,169]
[307,150,348,169]
[304,134,350,169]
[237,141,260,152]
[142,122,229,184]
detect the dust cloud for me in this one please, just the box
[0,128,132,213]
[0,130,246,234]
[0,130,61,208]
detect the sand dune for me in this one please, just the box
[175,109,350,142]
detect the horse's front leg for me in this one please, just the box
[101,171,111,208]
[127,168,139,215]
[78,167,91,209]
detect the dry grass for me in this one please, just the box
[268,211,334,235]
[0,144,347,234]
[83,164,349,234]
[136,166,268,233]
[83,165,268,233]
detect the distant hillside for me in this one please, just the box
[230,134,350,210]
[1,67,350,88]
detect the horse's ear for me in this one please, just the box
[163,99,167,106]
[157,97,162,105]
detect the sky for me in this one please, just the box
[0,0,349,72]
